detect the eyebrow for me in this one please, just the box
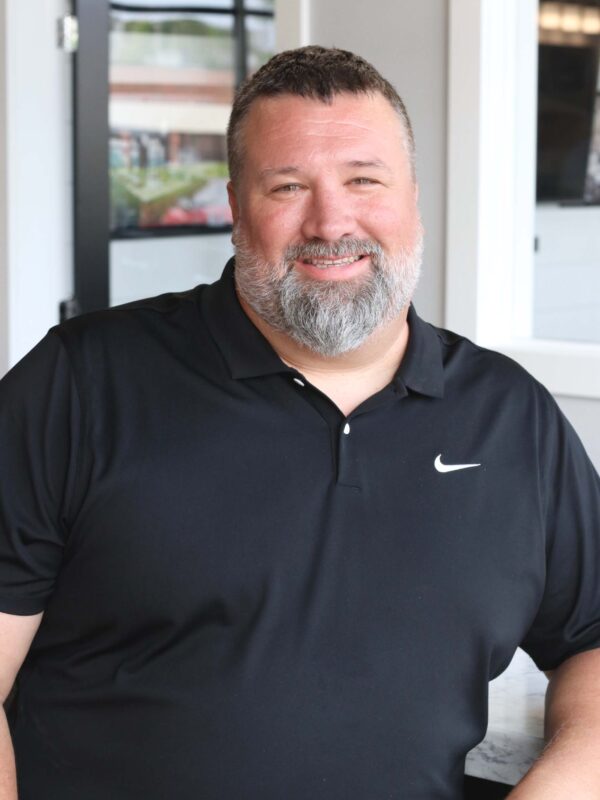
[258,159,392,179]
[258,165,301,179]
[345,159,391,171]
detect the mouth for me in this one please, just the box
[300,254,366,270]
[295,253,370,282]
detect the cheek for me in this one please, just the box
[244,203,304,251]
[363,198,420,249]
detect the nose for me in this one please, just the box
[300,185,357,242]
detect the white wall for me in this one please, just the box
[310,0,448,327]
[557,395,600,470]
[0,1,7,373]
[0,0,73,375]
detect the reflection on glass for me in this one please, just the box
[245,0,275,10]
[109,10,235,233]
[584,89,600,201]
[246,13,276,74]
[536,24,599,202]
[116,0,236,7]
[534,1,600,344]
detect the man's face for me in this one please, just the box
[228,91,423,356]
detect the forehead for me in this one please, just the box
[241,92,408,168]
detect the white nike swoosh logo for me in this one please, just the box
[434,454,481,473]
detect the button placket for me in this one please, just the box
[337,418,361,489]
[285,374,361,488]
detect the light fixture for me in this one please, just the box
[581,6,600,34]
[539,2,562,30]
[561,4,583,32]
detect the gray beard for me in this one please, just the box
[233,232,423,357]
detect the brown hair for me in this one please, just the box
[226,45,416,186]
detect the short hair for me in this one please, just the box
[226,45,416,186]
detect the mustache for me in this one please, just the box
[284,239,384,262]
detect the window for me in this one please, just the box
[109,0,275,236]
[71,0,275,314]
[446,0,600,399]
[534,1,600,345]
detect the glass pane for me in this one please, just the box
[245,0,275,11]
[534,1,600,343]
[107,2,276,307]
[118,0,234,9]
[586,91,600,200]
[246,13,276,75]
[109,9,234,234]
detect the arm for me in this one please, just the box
[507,648,600,799]
[0,611,44,800]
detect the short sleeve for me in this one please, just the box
[520,385,600,671]
[0,330,82,614]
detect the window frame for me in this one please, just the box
[446,0,600,399]
[72,0,274,314]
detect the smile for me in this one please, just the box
[301,255,365,269]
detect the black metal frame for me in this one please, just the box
[111,3,273,16]
[68,0,274,316]
[72,0,111,314]
[111,224,233,240]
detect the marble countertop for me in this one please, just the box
[465,649,548,786]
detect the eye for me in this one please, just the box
[351,177,378,186]
[272,183,303,194]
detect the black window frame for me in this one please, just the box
[69,0,274,316]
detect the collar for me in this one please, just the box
[200,258,445,398]
[397,306,445,399]
[201,258,292,380]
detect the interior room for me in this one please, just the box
[0,1,598,797]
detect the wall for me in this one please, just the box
[310,0,448,327]
[0,0,73,375]
[0,1,7,373]
[557,396,600,470]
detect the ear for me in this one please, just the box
[227,180,240,227]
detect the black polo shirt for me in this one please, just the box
[1,259,599,800]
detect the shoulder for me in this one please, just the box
[424,318,546,401]
[53,285,213,366]
[427,321,593,467]
[56,286,206,348]
[47,285,216,395]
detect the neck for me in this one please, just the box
[237,293,411,415]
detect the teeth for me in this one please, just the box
[303,256,362,268]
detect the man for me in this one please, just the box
[0,46,599,799]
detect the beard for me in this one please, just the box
[233,228,423,357]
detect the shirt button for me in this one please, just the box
[293,377,305,387]
[343,422,351,435]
